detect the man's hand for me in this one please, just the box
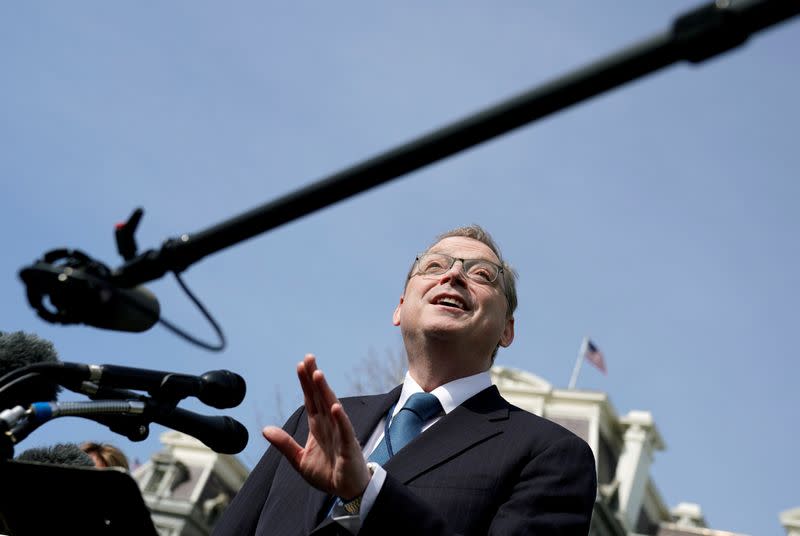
[263,354,372,500]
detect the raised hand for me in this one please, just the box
[263,354,371,500]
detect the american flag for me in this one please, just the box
[581,337,607,374]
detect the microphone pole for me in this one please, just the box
[105,0,798,288]
[13,1,800,346]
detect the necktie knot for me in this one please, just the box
[402,392,443,421]
[368,392,443,465]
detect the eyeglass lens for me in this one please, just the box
[417,253,499,283]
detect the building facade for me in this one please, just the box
[132,431,249,536]
[490,366,748,536]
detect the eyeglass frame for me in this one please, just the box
[412,252,506,286]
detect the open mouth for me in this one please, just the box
[433,295,468,311]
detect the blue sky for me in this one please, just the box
[1,2,798,534]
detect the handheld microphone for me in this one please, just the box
[80,364,247,409]
[26,399,249,454]
[19,249,160,333]
[73,363,246,409]
[1,362,246,410]
[151,406,249,454]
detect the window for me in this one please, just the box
[145,464,167,493]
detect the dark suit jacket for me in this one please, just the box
[213,385,596,535]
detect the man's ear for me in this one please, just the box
[499,316,515,347]
[392,296,404,326]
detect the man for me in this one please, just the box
[214,225,597,535]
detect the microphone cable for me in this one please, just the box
[160,270,226,351]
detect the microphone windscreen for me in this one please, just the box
[0,332,61,407]
[199,370,247,409]
[85,285,161,333]
[15,443,95,467]
[0,331,59,377]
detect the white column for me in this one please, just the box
[781,507,800,536]
[614,410,664,531]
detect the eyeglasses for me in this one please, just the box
[414,253,504,284]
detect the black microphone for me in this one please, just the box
[0,332,61,410]
[6,362,246,410]
[81,389,248,453]
[80,364,246,409]
[19,249,160,333]
[151,405,249,454]
[26,399,249,455]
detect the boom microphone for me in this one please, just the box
[19,249,160,333]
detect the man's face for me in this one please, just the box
[393,236,514,368]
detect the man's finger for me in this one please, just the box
[263,426,304,470]
[305,355,333,418]
[298,354,329,418]
[300,354,329,416]
[330,402,359,450]
[297,360,320,417]
[313,369,341,416]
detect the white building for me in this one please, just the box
[132,431,249,536]
[490,366,748,536]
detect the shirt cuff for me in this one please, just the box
[359,462,386,521]
[331,462,386,533]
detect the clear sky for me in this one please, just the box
[1,2,798,534]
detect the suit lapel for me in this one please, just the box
[383,386,509,484]
[348,386,402,445]
[305,387,402,531]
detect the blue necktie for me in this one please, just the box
[325,393,443,519]
[368,392,443,466]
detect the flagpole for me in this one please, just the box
[568,337,587,389]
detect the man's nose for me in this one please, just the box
[438,259,467,285]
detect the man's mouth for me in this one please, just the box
[433,295,468,311]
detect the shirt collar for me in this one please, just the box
[394,370,492,417]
